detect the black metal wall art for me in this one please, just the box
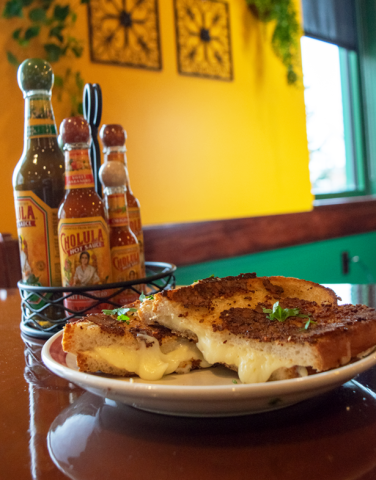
[174,0,233,81]
[88,0,162,70]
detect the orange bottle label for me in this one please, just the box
[107,193,129,227]
[111,243,141,304]
[108,151,124,162]
[15,191,61,286]
[65,150,95,189]
[58,217,112,287]
[128,207,145,274]
[58,217,113,314]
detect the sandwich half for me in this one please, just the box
[138,273,376,383]
[63,303,210,381]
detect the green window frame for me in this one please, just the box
[313,0,376,202]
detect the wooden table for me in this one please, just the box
[2,285,376,480]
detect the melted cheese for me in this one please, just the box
[90,335,209,381]
[196,333,295,383]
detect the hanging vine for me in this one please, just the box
[2,0,88,114]
[246,0,301,85]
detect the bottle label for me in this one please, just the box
[58,216,113,314]
[108,152,124,162]
[15,191,61,287]
[65,150,95,189]
[107,193,129,227]
[58,217,112,287]
[111,244,141,304]
[128,207,145,275]
[27,96,57,138]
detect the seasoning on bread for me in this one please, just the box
[138,274,376,383]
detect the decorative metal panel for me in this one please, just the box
[88,0,162,70]
[174,0,233,81]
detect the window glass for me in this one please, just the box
[301,36,352,195]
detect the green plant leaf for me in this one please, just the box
[12,28,22,40]
[44,43,62,62]
[24,25,40,40]
[75,71,84,89]
[21,0,34,5]
[6,51,20,66]
[53,4,69,21]
[3,0,23,18]
[80,0,90,3]
[29,7,46,22]
[72,44,83,58]
[49,25,64,42]
[54,74,64,87]
[77,101,83,115]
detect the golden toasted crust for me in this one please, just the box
[140,274,376,372]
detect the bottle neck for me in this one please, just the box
[103,146,132,193]
[24,90,58,149]
[104,186,130,228]
[64,147,95,191]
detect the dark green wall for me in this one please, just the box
[175,232,376,285]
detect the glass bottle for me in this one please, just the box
[100,124,146,277]
[13,58,64,288]
[58,117,112,313]
[99,155,141,304]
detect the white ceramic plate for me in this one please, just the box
[42,331,376,417]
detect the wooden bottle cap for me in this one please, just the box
[60,117,91,145]
[100,124,127,147]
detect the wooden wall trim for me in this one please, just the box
[143,200,376,266]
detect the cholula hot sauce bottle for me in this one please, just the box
[13,59,64,287]
[100,124,145,277]
[99,156,141,305]
[58,117,112,312]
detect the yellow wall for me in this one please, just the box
[0,0,312,238]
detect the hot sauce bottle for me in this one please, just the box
[99,124,145,277]
[13,59,65,287]
[99,156,141,305]
[58,117,112,312]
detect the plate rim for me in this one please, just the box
[41,330,376,399]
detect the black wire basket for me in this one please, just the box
[19,261,176,338]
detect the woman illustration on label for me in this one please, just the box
[73,251,100,286]
[19,235,32,280]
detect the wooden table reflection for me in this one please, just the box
[2,285,376,480]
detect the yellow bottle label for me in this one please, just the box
[58,216,113,313]
[65,150,95,189]
[128,207,145,275]
[107,193,129,227]
[27,96,57,138]
[58,217,112,287]
[15,191,61,286]
[111,243,141,304]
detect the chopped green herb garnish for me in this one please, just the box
[139,293,154,302]
[102,307,138,324]
[262,301,311,322]
[194,274,215,283]
[301,319,317,330]
[232,380,238,384]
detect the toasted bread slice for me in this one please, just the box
[138,274,376,383]
[63,305,210,380]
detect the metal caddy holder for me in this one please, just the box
[19,261,176,338]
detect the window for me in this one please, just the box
[301,36,366,198]
[300,0,376,202]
